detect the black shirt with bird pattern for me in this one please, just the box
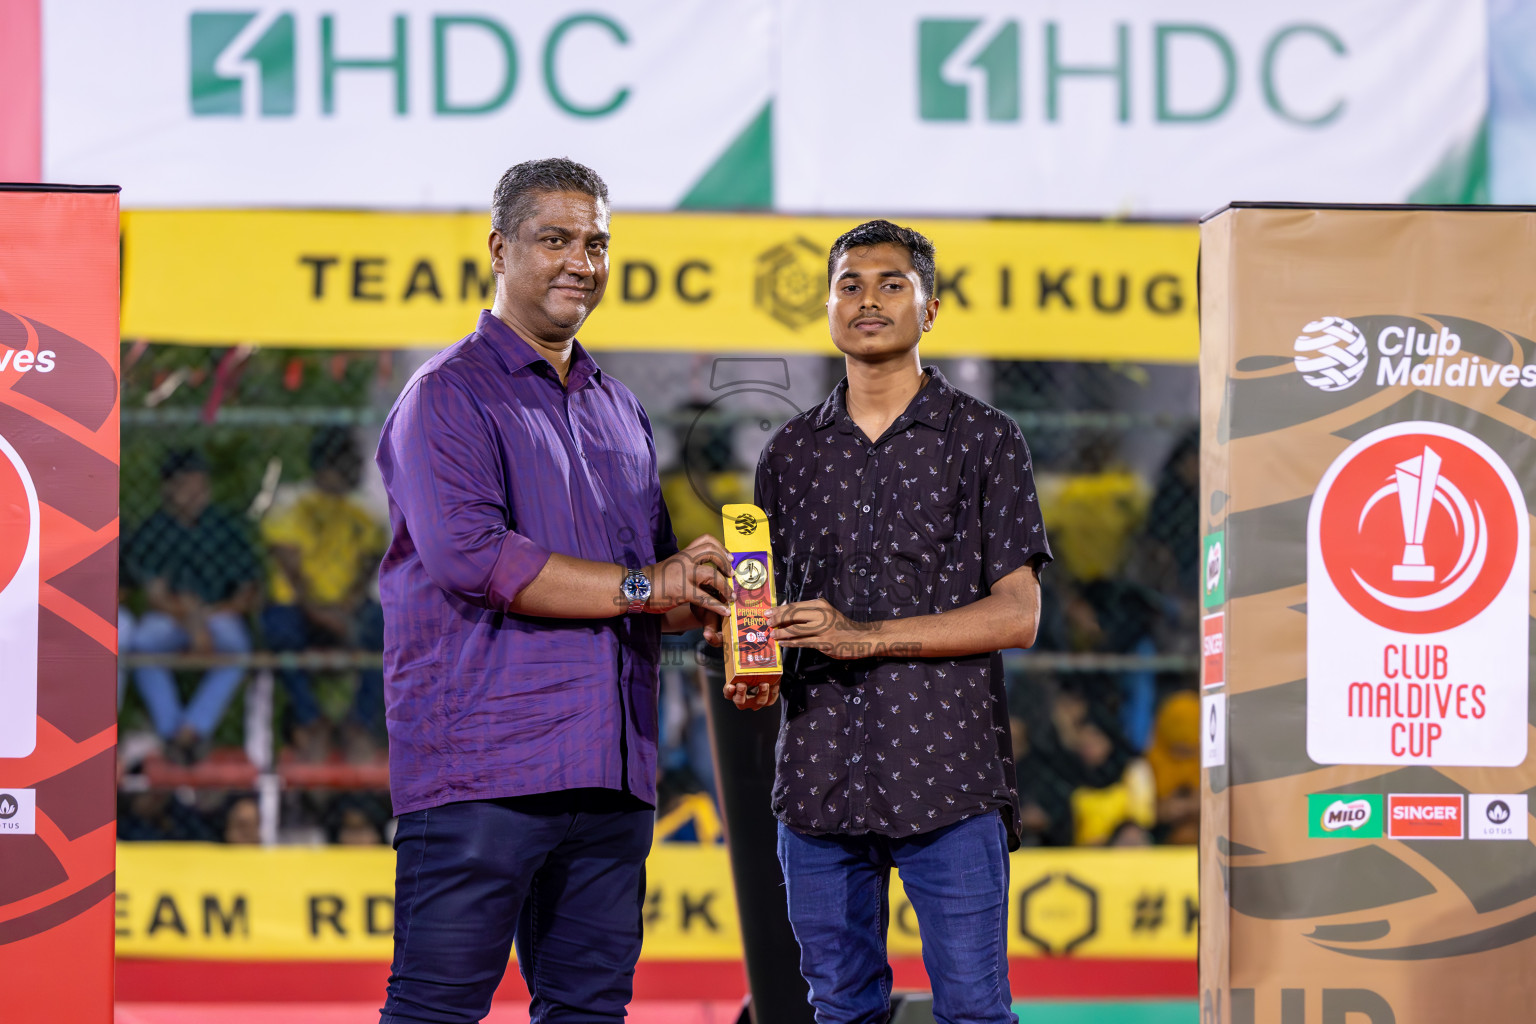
[755,367,1051,848]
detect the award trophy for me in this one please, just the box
[1392,446,1440,582]
[720,502,781,690]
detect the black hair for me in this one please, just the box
[491,157,610,238]
[160,447,209,480]
[826,219,937,299]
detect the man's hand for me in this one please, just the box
[770,599,885,660]
[698,607,724,647]
[644,535,732,617]
[723,676,779,711]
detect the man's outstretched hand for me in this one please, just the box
[644,535,732,617]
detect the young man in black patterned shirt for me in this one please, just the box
[726,220,1051,1024]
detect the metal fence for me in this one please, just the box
[117,343,1200,845]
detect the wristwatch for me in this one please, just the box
[620,567,652,614]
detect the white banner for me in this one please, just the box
[775,0,1487,217]
[42,0,771,209]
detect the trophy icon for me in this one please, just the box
[1392,446,1442,582]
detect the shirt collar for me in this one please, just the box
[811,366,956,436]
[475,309,603,390]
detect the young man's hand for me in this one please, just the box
[770,599,887,660]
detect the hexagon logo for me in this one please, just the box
[754,237,826,330]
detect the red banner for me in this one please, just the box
[0,184,121,1023]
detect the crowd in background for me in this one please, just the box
[116,352,1201,849]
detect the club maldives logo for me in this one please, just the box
[0,431,39,758]
[1315,427,1518,634]
[1294,315,1536,393]
[1294,316,1370,391]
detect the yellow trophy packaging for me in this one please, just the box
[720,503,781,688]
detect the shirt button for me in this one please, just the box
[862,504,871,513]
[859,568,867,577]
[853,696,861,704]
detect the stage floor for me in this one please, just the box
[115,1001,1200,1023]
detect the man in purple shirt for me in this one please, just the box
[375,158,740,1024]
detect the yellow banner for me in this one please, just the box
[115,842,1195,962]
[120,211,1198,362]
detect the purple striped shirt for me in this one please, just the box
[376,310,678,816]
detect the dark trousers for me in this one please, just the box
[380,791,654,1024]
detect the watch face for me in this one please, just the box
[623,572,650,601]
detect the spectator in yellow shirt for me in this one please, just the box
[259,428,388,760]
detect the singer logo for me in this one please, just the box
[1315,429,1518,634]
[1387,793,1464,839]
[1201,612,1225,690]
[0,432,39,757]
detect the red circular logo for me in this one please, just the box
[0,450,29,593]
[1318,431,1518,634]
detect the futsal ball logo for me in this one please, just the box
[1316,427,1518,634]
[1294,316,1369,392]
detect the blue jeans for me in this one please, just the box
[778,811,1017,1024]
[381,791,654,1024]
[261,601,385,733]
[130,610,250,740]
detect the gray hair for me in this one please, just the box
[491,157,610,237]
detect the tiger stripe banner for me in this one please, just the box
[1199,204,1536,1024]
[0,184,121,1023]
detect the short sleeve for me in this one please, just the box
[982,416,1052,589]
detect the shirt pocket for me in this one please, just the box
[888,489,961,598]
[588,447,658,561]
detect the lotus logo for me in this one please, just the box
[1487,799,1511,824]
[0,794,17,820]
[1322,798,1373,831]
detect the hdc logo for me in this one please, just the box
[190,10,631,118]
[916,19,1349,126]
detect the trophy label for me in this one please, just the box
[0,430,39,758]
[1307,421,1529,766]
[731,552,778,671]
